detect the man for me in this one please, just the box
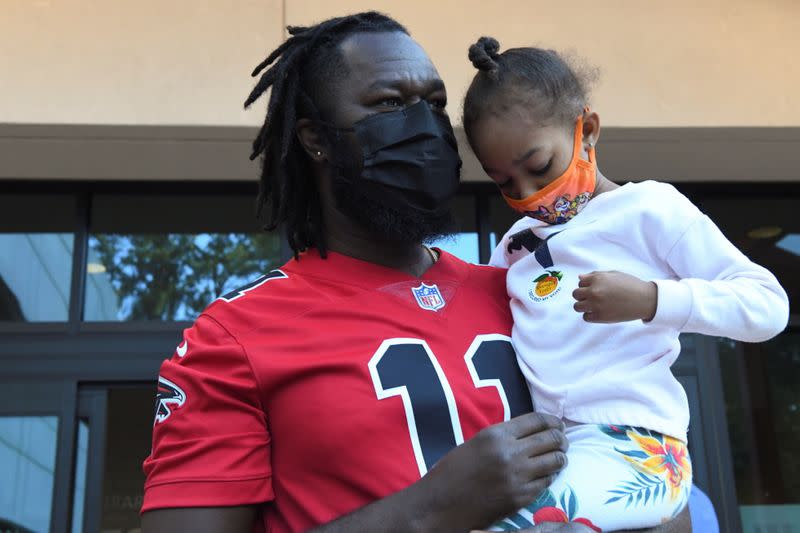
[141,12,690,532]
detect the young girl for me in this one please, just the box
[462,37,789,531]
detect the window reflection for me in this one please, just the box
[84,233,281,321]
[428,194,479,264]
[0,194,75,322]
[719,333,800,530]
[488,194,521,248]
[0,416,58,532]
[429,233,480,264]
[0,234,74,321]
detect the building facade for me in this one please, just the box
[1,2,798,532]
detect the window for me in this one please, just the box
[0,416,59,532]
[84,194,282,321]
[0,195,75,322]
[719,333,800,530]
[487,193,523,263]
[428,194,480,263]
[700,193,799,531]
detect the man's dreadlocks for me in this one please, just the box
[244,12,408,257]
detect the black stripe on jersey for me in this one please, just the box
[217,269,288,303]
[534,237,556,269]
[507,229,561,269]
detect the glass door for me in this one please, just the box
[72,385,155,533]
[0,381,77,533]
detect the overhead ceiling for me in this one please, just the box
[1,124,799,184]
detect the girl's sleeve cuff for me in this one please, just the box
[647,279,692,330]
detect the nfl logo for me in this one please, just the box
[411,283,446,312]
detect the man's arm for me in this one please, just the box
[142,413,569,533]
[142,507,258,533]
[311,413,568,533]
[141,504,691,533]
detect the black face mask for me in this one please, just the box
[332,100,462,214]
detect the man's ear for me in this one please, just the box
[296,118,327,163]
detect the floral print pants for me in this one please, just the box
[491,423,692,531]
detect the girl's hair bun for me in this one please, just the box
[468,36,500,75]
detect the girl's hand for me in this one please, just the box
[572,271,657,323]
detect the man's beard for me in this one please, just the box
[328,138,457,245]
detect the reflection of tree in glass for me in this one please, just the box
[92,233,280,321]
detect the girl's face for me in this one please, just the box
[469,106,591,200]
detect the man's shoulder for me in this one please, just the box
[462,261,507,287]
[437,251,506,285]
[201,266,321,337]
[448,257,509,309]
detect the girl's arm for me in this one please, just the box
[648,213,789,342]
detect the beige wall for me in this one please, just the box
[1,0,281,126]
[289,0,800,128]
[1,0,799,127]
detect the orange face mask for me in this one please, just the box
[503,113,597,225]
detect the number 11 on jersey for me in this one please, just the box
[369,334,533,477]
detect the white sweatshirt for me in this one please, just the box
[490,181,789,441]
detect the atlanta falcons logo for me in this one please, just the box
[154,376,186,425]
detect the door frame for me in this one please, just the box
[75,387,108,533]
[0,380,78,533]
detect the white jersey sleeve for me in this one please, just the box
[648,191,789,342]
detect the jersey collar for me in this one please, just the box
[281,247,469,290]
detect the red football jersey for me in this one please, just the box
[142,249,532,532]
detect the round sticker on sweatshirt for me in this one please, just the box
[528,270,563,302]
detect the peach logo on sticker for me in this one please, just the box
[529,271,563,302]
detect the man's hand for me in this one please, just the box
[414,412,569,532]
[572,271,658,323]
[473,524,594,533]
